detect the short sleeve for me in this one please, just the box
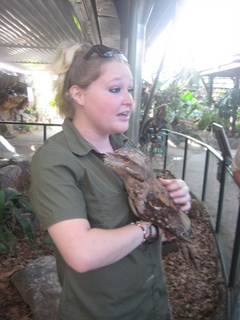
[30,143,87,230]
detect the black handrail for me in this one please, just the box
[1,121,62,141]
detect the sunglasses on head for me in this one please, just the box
[83,45,128,62]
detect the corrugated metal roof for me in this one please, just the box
[201,55,240,78]
[0,0,102,70]
[0,0,176,71]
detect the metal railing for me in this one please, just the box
[161,129,240,320]
[1,121,240,318]
[1,121,62,142]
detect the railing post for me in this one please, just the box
[228,204,240,288]
[43,124,47,141]
[215,158,227,233]
[232,285,240,320]
[202,149,210,201]
[182,138,188,180]
[163,132,168,170]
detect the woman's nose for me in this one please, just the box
[123,90,134,105]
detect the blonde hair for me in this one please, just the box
[52,41,128,118]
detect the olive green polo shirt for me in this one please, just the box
[30,118,171,320]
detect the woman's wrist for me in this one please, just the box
[131,221,159,244]
[145,224,159,244]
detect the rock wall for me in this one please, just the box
[0,68,35,123]
[0,157,30,196]
[11,256,61,320]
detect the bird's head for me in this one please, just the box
[104,148,152,181]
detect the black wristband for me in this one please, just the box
[145,224,159,244]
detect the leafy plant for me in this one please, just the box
[139,80,206,153]
[0,188,36,253]
[24,108,36,116]
[48,95,58,110]
[43,236,54,248]
[23,120,35,132]
[196,107,221,130]
[214,88,240,135]
[149,84,205,127]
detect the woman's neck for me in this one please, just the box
[72,119,114,153]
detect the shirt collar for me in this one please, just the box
[62,118,130,156]
[62,118,92,156]
[109,133,129,150]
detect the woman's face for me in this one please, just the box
[73,61,134,136]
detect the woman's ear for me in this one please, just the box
[69,85,85,105]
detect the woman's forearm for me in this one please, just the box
[48,219,155,273]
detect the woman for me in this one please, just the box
[30,42,191,320]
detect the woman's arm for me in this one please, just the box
[48,178,191,273]
[48,218,153,273]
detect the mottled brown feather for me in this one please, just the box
[104,147,191,242]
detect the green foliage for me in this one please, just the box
[153,85,204,124]
[215,88,240,119]
[196,108,221,130]
[48,98,57,108]
[141,67,239,139]
[139,130,166,156]
[0,188,36,253]
[43,236,54,248]
[235,111,240,130]
[48,95,59,112]
[139,79,207,152]
[182,91,195,101]
[24,108,36,116]
[172,67,204,89]
[23,121,35,132]
[73,16,82,31]
[213,88,240,134]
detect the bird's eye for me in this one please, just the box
[123,157,130,162]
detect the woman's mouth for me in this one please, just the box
[117,111,130,120]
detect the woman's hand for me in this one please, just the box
[159,178,191,211]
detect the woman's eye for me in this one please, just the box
[128,88,134,93]
[109,88,120,93]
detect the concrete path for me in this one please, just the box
[1,126,62,161]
